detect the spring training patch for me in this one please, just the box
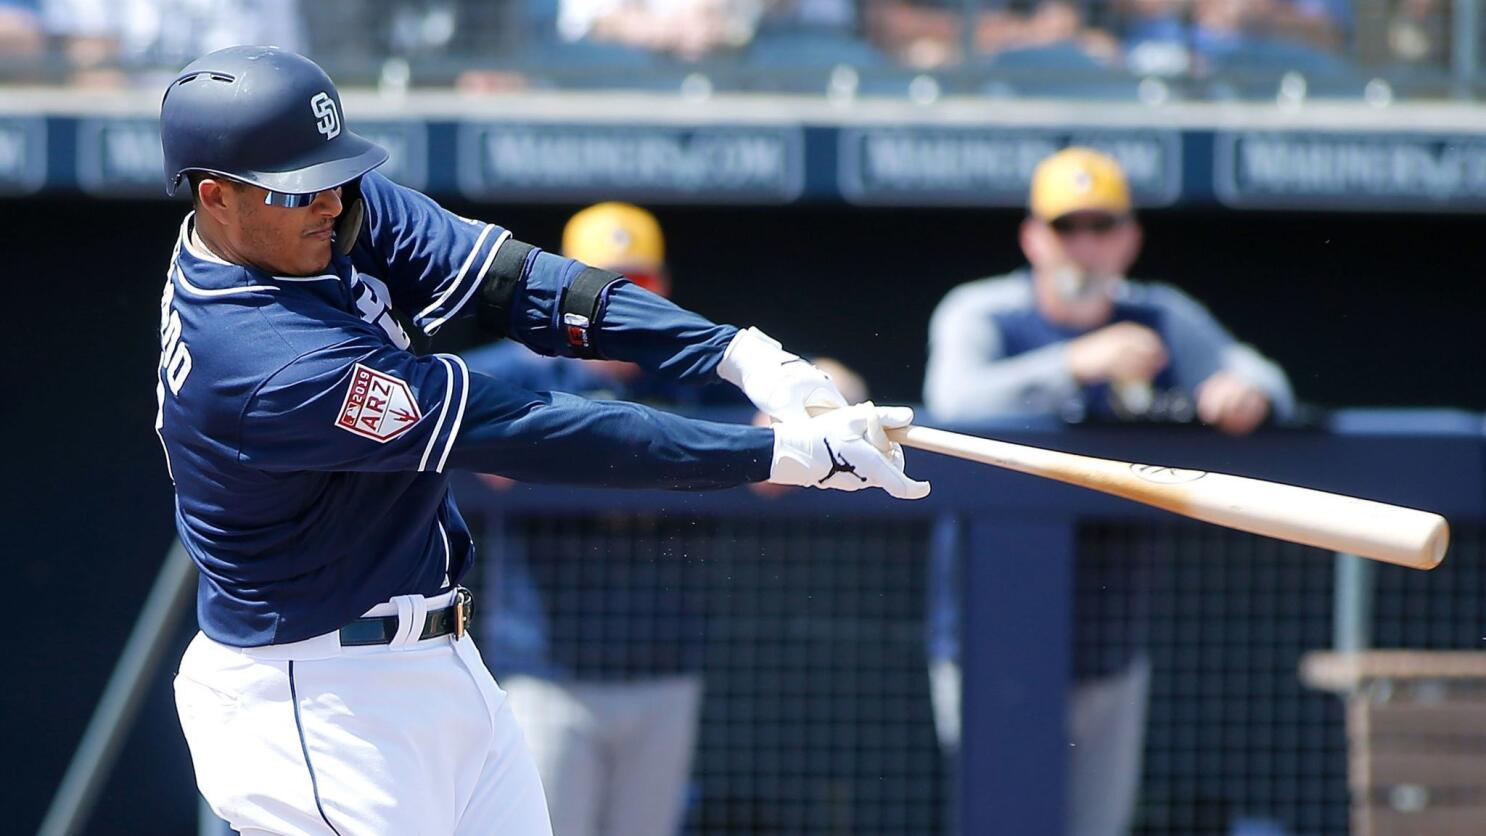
[336,363,422,442]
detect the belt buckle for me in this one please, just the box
[453,587,472,640]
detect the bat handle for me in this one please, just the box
[802,404,923,451]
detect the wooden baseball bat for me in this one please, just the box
[888,425,1448,570]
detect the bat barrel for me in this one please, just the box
[1175,475,1450,571]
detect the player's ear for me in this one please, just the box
[1019,216,1050,264]
[195,177,234,223]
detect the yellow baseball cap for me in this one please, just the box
[1029,147,1132,221]
[562,202,665,273]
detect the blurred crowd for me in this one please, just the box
[0,0,1462,90]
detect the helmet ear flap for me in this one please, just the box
[334,177,365,256]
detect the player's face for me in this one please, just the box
[1024,211,1141,280]
[222,183,344,276]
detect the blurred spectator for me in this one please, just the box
[0,1,43,59]
[1119,0,1351,76]
[743,0,888,68]
[866,0,1117,71]
[302,1,460,70]
[1192,0,1347,55]
[1261,0,1352,48]
[1385,0,1445,66]
[864,0,973,68]
[465,202,744,836]
[759,0,859,33]
[1119,0,1197,73]
[40,0,305,86]
[985,0,1120,61]
[557,0,761,60]
[921,147,1293,836]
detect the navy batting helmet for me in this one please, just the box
[160,46,387,200]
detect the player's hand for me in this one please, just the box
[769,403,931,500]
[718,327,849,422]
[1066,322,1168,385]
[1196,370,1270,436]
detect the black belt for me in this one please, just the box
[339,587,473,647]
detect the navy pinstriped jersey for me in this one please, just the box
[155,171,772,647]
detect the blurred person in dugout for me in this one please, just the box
[921,147,1293,835]
[462,203,865,835]
[462,203,716,836]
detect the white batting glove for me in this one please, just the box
[718,327,849,422]
[769,403,931,500]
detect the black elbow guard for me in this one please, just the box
[559,266,626,359]
[476,239,536,337]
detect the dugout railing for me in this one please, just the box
[44,409,1484,835]
[452,409,1482,835]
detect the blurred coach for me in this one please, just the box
[921,147,1294,835]
[924,146,1292,432]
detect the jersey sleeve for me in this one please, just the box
[922,279,1080,420]
[355,170,512,337]
[501,249,738,383]
[1151,283,1233,385]
[237,337,773,488]
[356,172,738,382]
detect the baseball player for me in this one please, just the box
[157,46,928,835]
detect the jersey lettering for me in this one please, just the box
[158,279,193,395]
[353,272,411,349]
[155,275,190,482]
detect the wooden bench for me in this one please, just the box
[1302,651,1486,836]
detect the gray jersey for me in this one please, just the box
[923,270,1293,422]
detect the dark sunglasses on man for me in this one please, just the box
[1049,212,1128,236]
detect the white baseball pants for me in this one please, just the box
[174,589,553,835]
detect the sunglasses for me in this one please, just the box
[1049,214,1126,236]
[262,191,322,208]
[211,176,339,208]
[262,187,340,208]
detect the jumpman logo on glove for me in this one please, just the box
[818,439,867,484]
